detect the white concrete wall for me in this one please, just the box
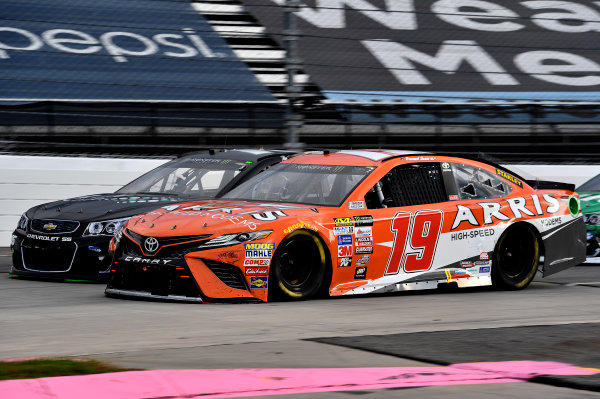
[1,154,599,247]
[0,155,168,247]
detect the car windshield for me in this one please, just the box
[117,157,249,197]
[222,163,373,206]
[579,174,600,192]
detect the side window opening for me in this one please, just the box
[365,163,447,209]
[452,163,512,200]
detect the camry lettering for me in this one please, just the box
[124,256,172,265]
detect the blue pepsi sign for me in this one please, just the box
[1,0,275,102]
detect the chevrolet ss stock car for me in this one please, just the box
[578,173,600,257]
[10,149,294,282]
[105,150,586,303]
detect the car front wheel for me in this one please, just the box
[269,230,327,301]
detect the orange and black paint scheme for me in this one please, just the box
[105,150,586,303]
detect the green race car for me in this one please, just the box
[579,174,600,257]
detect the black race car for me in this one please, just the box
[10,149,294,282]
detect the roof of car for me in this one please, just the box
[178,148,296,162]
[284,149,433,166]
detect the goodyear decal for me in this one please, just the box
[496,169,523,188]
[284,222,319,234]
[250,276,268,289]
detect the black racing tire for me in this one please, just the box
[268,230,327,301]
[491,224,540,290]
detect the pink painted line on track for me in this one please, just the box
[1,361,598,399]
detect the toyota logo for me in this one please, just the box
[144,237,159,253]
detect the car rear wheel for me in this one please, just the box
[492,224,540,290]
[269,230,327,301]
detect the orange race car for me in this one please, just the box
[105,150,586,303]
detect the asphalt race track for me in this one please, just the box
[1,247,600,399]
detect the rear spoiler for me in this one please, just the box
[525,180,575,192]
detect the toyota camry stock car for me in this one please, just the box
[10,149,294,282]
[105,150,586,303]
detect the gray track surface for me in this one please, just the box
[1,248,600,398]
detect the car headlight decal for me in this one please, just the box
[200,230,272,249]
[17,213,28,230]
[84,217,130,237]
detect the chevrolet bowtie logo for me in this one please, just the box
[43,223,57,230]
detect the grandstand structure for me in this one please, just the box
[1,0,599,161]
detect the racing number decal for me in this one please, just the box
[385,210,443,274]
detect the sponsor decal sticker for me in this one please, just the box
[245,243,274,258]
[355,227,372,237]
[449,195,459,201]
[356,255,370,266]
[283,222,319,234]
[355,236,373,246]
[479,252,489,261]
[496,169,523,188]
[354,266,367,279]
[334,217,354,227]
[355,246,373,254]
[250,276,268,289]
[218,251,240,262]
[353,215,374,227]
[243,259,270,267]
[540,216,562,227]
[338,245,353,257]
[450,228,495,241]
[334,226,354,235]
[245,266,268,275]
[479,266,491,273]
[460,261,474,268]
[337,235,353,246]
[348,201,366,209]
[338,256,352,267]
